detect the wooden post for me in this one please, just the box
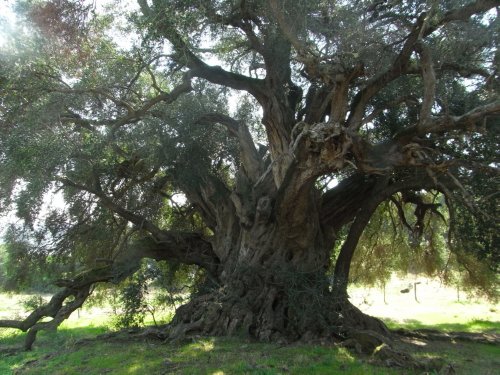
[383,282,387,304]
[414,281,421,303]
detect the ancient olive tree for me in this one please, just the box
[0,0,498,354]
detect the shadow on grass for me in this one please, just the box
[384,318,500,333]
[4,319,499,374]
[1,325,110,348]
[0,325,112,374]
[1,331,405,375]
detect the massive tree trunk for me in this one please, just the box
[163,155,449,345]
[167,171,393,343]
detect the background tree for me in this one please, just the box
[0,0,498,362]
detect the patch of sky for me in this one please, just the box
[0,0,18,47]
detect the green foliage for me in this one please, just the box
[112,274,148,329]
[20,294,45,311]
[0,1,236,290]
[0,227,72,292]
[0,244,7,286]
[349,192,498,301]
[110,259,196,329]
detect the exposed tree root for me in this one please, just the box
[338,329,448,371]
[146,286,441,371]
[394,328,500,345]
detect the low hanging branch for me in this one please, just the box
[0,229,220,351]
[57,176,220,273]
[0,263,137,350]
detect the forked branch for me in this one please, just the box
[138,0,266,102]
[197,113,261,181]
[0,264,135,350]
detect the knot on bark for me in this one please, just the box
[291,121,352,173]
[255,196,272,224]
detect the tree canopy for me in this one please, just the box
[0,0,498,361]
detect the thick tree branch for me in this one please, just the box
[56,176,220,271]
[139,1,266,102]
[345,100,500,173]
[332,209,376,291]
[438,63,493,79]
[347,0,497,131]
[354,62,493,127]
[321,169,452,232]
[320,174,378,231]
[200,3,265,55]
[347,12,427,130]
[396,100,500,140]
[235,20,265,55]
[138,234,219,275]
[176,172,233,229]
[121,74,193,124]
[423,0,500,37]
[330,170,457,293]
[274,121,354,231]
[416,43,436,128]
[197,113,261,181]
[49,76,193,132]
[0,264,133,350]
[268,0,313,59]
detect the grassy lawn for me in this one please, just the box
[2,334,405,375]
[1,279,498,375]
[2,326,498,374]
[348,276,499,333]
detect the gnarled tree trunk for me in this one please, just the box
[166,171,392,344]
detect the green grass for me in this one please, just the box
[1,287,499,375]
[385,318,500,333]
[411,340,500,375]
[3,332,499,375]
[2,334,403,375]
[0,323,111,374]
